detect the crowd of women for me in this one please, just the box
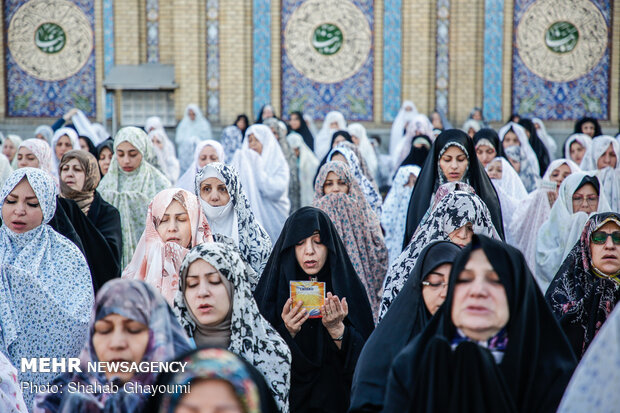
[1,102,620,412]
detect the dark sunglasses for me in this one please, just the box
[591,231,620,245]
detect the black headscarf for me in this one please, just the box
[383,235,577,413]
[574,117,602,138]
[254,206,374,340]
[314,130,355,183]
[518,118,550,176]
[545,212,620,359]
[95,138,114,177]
[473,128,501,155]
[398,134,432,169]
[575,174,600,194]
[290,111,315,150]
[254,207,374,412]
[78,135,98,158]
[350,241,461,413]
[402,129,504,248]
[234,114,249,136]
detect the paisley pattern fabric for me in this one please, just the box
[327,143,382,217]
[0,168,93,408]
[381,165,421,264]
[173,242,291,412]
[98,127,171,268]
[546,213,620,358]
[379,189,500,321]
[122,188,213,305]
[34,279,192,413]
[313,161,388,319]
[195,163,272,278]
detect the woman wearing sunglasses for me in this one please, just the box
[535,173,611,292]
[546,212,620,359]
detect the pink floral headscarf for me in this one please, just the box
[122,188,213,304]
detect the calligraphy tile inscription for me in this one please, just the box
[8,0,93,82]
[516,0,607,82]
[284,0,371,84]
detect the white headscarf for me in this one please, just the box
[232,124,290,242]
[580,135,620,211]
[389,100,418,159]
[462,119,482,135]
[381,165,421,264]
[315,111,346,160]
[176,104,213,172]
[348,123,378,180]
[34,125,54,144]
[486,157,528,245]
[508,158,581,274]
[148,128,180,184]
[532,118,557,160]
[535,172,611,292]
[0,154,11,188]
[564,133,592,165]
[286,132,319,207]
[177,140,225,192]
[91,123,110,144]
[393,114,435,167]
[50,128,80,173]
[499,122,540,175]
[145,116,164,133]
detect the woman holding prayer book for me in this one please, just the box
[253,207,374,413]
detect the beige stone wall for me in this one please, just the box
[501,0,514,123]
[219,0,253,125]
[401,0,436,117]
[449,0,485,126]
[114,0,142,65]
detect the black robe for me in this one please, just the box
[350,241,460,413]
[383,235,577,413]
[402,129,504,249]
[254,207,374,413]
[59,194,122,292]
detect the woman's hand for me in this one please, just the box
[63,108,79,121]
[282,298,309,338]
[321,292,348,340]
[547,190,558,207]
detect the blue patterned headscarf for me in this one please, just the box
[0,168,93,409]
[34,280,191,413]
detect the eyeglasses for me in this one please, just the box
[591,231,620,245]
[421,281,448,289]
[572,195,599,205]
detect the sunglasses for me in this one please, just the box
[591,231,620,245]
